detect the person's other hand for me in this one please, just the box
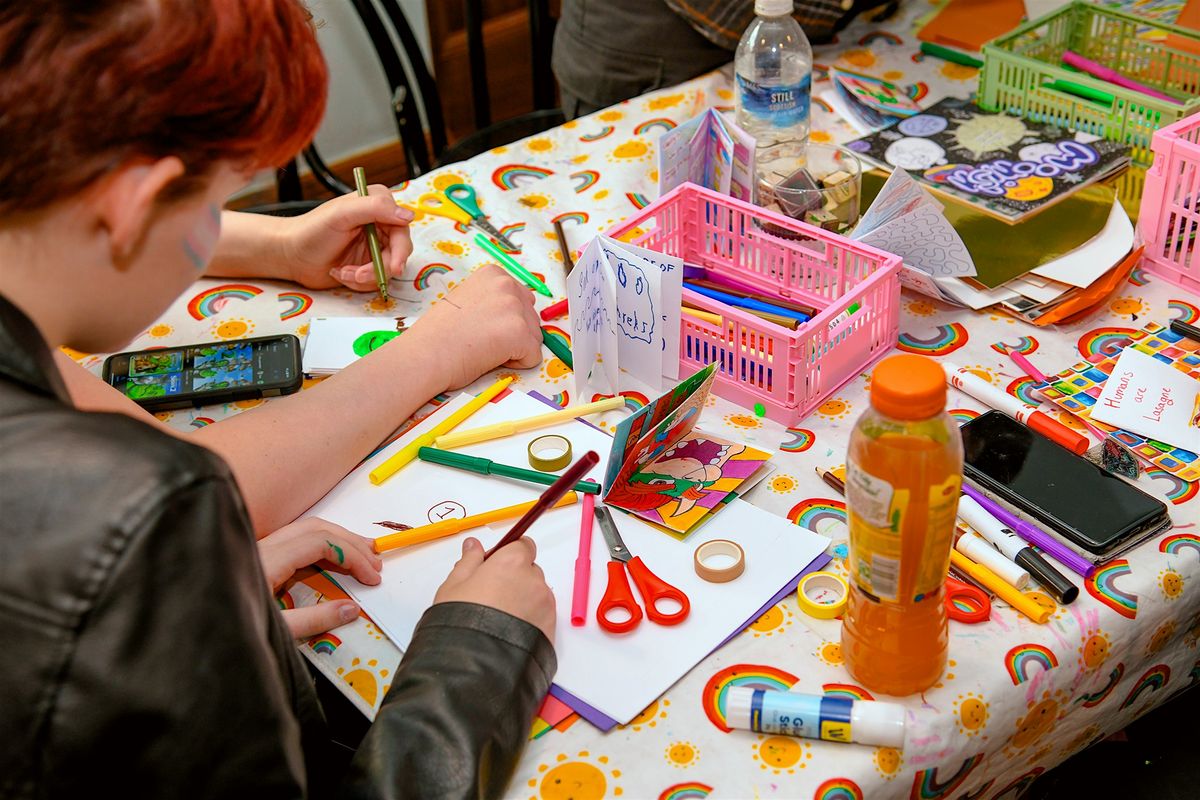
[433,537,556,643]
[411,264,543,390]
[257,517,383,639]
[280,185,414,291]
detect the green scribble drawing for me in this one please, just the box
[326,540,345,565]
[352,330,402,357]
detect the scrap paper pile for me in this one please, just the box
[601,363,772,537]
[305,386,830,726]
[846,99,1137,322]
[657,108,755,201]
[1040,321,1200,482]
[302,316,418,375]
[567,235,683,396]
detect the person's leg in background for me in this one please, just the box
[553,0,731,119]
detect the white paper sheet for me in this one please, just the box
[305,391,830,724]
[302,316,418,375]
[1090,347,1200,452]
[1030,200,1134,288]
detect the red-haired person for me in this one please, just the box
[0,2,555,797]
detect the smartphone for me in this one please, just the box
[959,410,1169,558]
[102,335,303,411]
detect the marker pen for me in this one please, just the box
[954,532,1030,590]
[942,362,1089,454]
[958,494,1080,604]
[961,484,1096,578]
[725,687,906,748]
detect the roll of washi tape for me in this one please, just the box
[796,571,849,619]
[528,434,572,472]
[694,539,746,582]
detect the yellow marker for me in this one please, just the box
[949,550,1050,624]
[369,376,514,485]
[373,492,578,552]
[433,396,625,449]
[682,306,723,326]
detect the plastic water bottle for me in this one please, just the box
[842,354,964,696]
[734,0,813,147]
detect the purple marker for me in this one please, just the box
[961,484,1096,578]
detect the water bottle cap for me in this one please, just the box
[869,354,947,420]
[755,0,794,16]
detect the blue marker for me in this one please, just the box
[683,282,811,322]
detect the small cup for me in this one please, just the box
[755,142,863,235]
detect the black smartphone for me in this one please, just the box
[102,334,303,411]
[959,410,1169,557]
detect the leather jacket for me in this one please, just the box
[0,295,556,799]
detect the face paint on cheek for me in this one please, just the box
[182,204,222,270]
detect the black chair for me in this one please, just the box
[267,0,560,207]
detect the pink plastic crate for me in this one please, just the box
[605,184,901,425]
[1139,110,1200,294]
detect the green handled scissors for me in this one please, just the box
[443,183,521,252]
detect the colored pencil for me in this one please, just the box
[373,492,579,553]
[484,450,600,559]
[553,219,576,274]
[353,167,389,303]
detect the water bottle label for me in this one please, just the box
[736,74,811,128]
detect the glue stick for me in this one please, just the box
[725,687,906,747]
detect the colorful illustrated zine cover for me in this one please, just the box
[845,98,1130,223]
[657,108,755,202]
[601,363,772,536]
[1040,321,1200,482]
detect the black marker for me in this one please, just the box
[1170,319,1200,344]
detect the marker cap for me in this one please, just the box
[956,533,1030,590]
[1027,411,1089,455]
[1014,549,1080,604]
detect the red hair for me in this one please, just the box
[0,0,328,216]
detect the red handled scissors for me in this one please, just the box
[594,506,690,634]
[945,576,991,624]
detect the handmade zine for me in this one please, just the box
[600,363,771,536]
[657,108,755,201]
[568,235,683,395]
[845,98,1130,222]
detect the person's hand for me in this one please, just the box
[410,264,543,390]
[279,185,415,291]
[433,537,556,643]
[257,517,383,639]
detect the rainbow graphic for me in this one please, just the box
[910,754,984,800]
[1086,559,1138,619]
[991,336,1039,355]
[591,391,649,412]
[858,30,904,46]
[948,408,980,425]
[1076,663,1124,708]
[702,664,800,732]
[570,169,600,193]
[907,82,930,103]
[579,125,615,142]
[1159,532,1200,557]
[780,427,816,452]
[1005,643,1059,684]
[551,211,590,226]
[813,96,834,114]
[657,782,712,800]
[1006,377,1043,406]
[911,51,927,63]
[187,284,262,319]
[1127,266,1151,286]
[413,263,452,291]
[822,683,875,701]
[815,778,863,800]
[627,193,651,209]
[308,632,341,655]
[812,63,831,82]
[277,592,295,611]
[542,325,571,355]
[1076,326,1136,360]
[635,118,678,135]
[787,498,848,533]
[190,416,215,428]
[277,291,313,321]
[1170,298,1200,323]
[896,323,969,356]
[491,164,554,190]
[989,769,1045,800]
[494,223,525,254]
[549,391,570,408]
[1120,664,1171,709]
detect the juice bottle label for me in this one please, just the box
[845,464,907,602]
[913,474,962,600]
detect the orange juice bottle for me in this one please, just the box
[842,354,963,695]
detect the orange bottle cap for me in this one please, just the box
[870,354,946,420]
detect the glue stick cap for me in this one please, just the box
[756,0,794,16]
[869,354,946,420]
[852,699,907,748]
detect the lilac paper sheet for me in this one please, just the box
[550,552,833,731]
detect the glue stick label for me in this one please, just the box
[846,464,906,602]
[746,689,854,743]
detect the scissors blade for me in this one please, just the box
[594,507,631,563]
[472,219,521,252]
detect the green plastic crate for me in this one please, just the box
[978,1,1200,166]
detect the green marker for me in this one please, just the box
[919,42,983,69]
[418,447,601,494]
[541,328,574,369]
[475,233,553,297]
[1043,80,1113,106]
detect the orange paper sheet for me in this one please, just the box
[917,0,1026,52]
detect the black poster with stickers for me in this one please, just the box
[845,98,1130,222]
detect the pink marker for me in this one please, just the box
[571,490,597,626]
[1008,350,1048,384]
[1062,51,1179,104]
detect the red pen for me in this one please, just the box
[484,450,600,559]
[540,298,569,321]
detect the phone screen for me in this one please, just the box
[960,411,1166,551]
[107,339,295,401]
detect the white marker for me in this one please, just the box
[954,532,1030,590]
